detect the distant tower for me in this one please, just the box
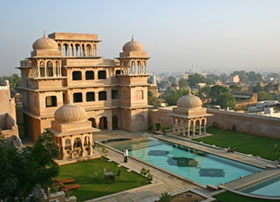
[117,36,150,131]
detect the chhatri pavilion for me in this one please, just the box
[169,92,212,137]
[51,102,99,160]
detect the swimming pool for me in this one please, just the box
[241,175,280,197]
[105,137,261,186]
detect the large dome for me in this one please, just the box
[177,94,202,109]
[122,36,144,52]
[33,33,58,50]
[54,103,87,123]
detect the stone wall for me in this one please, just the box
[207,108,280,138]
[148,107,174,129]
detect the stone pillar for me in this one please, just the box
[192,119,196,136]
[204,118,207,134]
[81,135,85,157]
[199,119,202,135]
[173,118,176,134]
[37,61,40,78]
[187,120,190,137]
[44,62,47,78]
[53,60,56,77]
[61,137,65,160]
[182,119,186,136]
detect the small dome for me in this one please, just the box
[33,33,58,50]
[122,36,144,52]
[54,103,87,123]
[177,94,202,109]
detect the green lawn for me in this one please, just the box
[215,191,280,202]
[195,127,280,161]
[57,158,149,202]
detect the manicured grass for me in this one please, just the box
[195,127,280,161]
[215,191,280,202]
[57,158,149,202]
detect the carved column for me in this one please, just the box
[182,119,186,136]
[187,120,190,137]
[192,119,196,136]
[199,119,202,135]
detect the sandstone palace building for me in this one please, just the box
[18,32,150,141]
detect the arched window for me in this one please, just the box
[98,70,106,79]
[72,71,82,80]
[40,61,45,77]
[73,93,82,102]
[86,44,91,56]
[115,70,121,75]
[45,96,57,107]
[111,90,118,99]
[47,61,53,77]
[136,90,144,100]
[86,92,95,102]
[98,91,107,100]
[86,71,94,80]
[75,44,81,56]
[99,117,107,130]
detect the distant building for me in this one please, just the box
[0,80,18,138]
[227,75,240,84]
[148,74,158,97]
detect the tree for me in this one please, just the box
[0,129,59,201]
[188,73,206,88]
[163,88,189,106]
[167,76,176,84]
[229,84,241,93]
[209,85,229,103]
[216,92,236,109]
[205,74,220,85]
[198,86,211,99]
[231,71,248,83]
[258,91,272,101]
[0,74,21,97]
[248,71,262,82]
[178,78,188,89]
[148,91,161,107]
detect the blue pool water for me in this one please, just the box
[242,175,280,197]
[106,137,261,186]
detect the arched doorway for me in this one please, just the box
[112,116,118,130]
[195,120,200,135]
[73,138,82,158]
[84,136,91,155]
[88,118,96,128]
[64,139,72,159]
[135,115,145,131]
[99,117,107,130]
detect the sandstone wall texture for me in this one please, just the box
[207,108,280,138]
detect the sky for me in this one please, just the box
[1,0,280,76]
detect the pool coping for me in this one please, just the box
[219,185,280,201]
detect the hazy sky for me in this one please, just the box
[1,0,280,76]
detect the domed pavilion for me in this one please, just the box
[51,103,100,160]
[169,91,212,137]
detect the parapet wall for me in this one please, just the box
[148,107,174,129]
[148,107,280,139]
[207,108,280,139]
